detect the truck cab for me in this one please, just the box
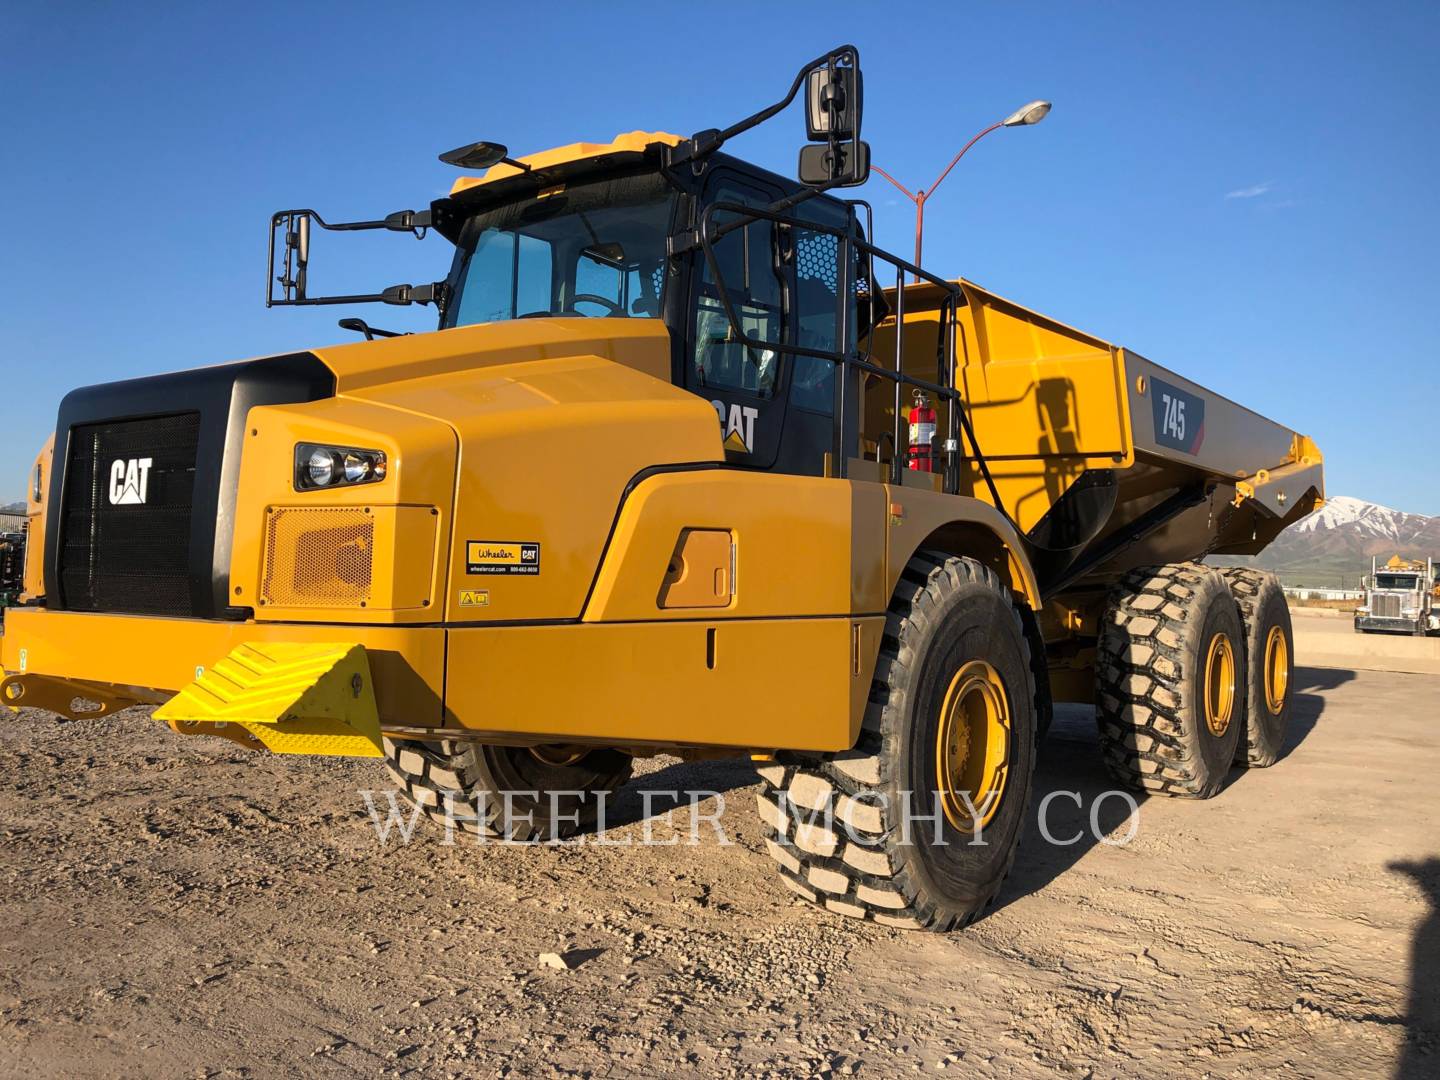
[429,133,865,479]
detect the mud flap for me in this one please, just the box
[153,642,383,758]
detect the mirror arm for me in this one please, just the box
[296,208,433,235]
[381,281,448,307]
[270,281,449,310]
[665,44,858,169]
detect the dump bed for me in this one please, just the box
[868,281,1324,593]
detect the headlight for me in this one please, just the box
[31,461,42,503]
[294,443,387,490]
[343,452,373,483]
[306,448,338,487]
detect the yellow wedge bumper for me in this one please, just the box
[152,642,383,758]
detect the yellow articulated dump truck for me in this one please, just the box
[2,48,1323,930]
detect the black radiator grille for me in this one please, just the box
[59,413,201,615]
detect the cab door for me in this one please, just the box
[684,171,793,469]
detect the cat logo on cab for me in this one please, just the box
[712,400,759,454]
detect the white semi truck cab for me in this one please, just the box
[1355,556,1438,635]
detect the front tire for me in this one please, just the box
[383,738,633,841]
[755,552,1038,931]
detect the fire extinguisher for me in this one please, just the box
[907,389,936,472]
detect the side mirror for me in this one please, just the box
[266,207,441,309]
[799,49,865,189]
[805,64,862,140]
[437,140,532,172]
[292,214,310,295]
[274,210,315,302]
[798,139,870,187]
[294,213,310,264]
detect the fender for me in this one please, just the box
[881,485,1042,612]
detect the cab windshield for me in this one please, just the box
[444,171,676,328]
[1375,573,1419,590]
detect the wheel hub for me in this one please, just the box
[1203,632,1237,737]
[1264,625,1289,715]
[934,660,1011,833]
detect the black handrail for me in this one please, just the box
[697,201,959,477]
[696,199,1017,523]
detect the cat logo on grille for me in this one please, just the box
[107,457,153,505]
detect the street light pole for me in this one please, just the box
[873,101,1051,282]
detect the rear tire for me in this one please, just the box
[1218,568,1293,767]
[755,552,1038,931]
[1096,563,1245,798]
[383,738,633,841]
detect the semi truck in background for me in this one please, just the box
[1355,555,1439,635]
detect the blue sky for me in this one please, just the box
[2,2,1437,514]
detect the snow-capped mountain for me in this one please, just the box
[1215,496,1440,582]
[1287,496,1436,544]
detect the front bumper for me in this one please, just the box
[1,607,879,754]
[1,607,444,727]
[1355,615,1421,633]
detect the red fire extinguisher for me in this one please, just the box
[907,389,937,472]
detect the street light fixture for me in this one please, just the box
[872,100,1051,279]
[1003,100,1051,127]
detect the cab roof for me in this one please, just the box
[448,131,683,196]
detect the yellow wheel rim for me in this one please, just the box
[1203,633,1237,737]
[934,660,1011,834]
[1264,625,1289,715]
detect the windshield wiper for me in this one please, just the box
[338,317,407,341]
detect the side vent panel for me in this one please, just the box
[260,505,436,612]
[262,508,374,608]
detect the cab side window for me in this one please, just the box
[788,196,862,415]
[692,184,785,398]
[789,226,842,414]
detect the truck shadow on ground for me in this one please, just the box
[994,705,1147,914]
[996,670,1347,914]
[1389,857,1440,1078]
[1283,665,1353,762]
[602,668,1356,913]
[604,757,760,831]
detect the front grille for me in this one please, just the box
[59,413,200,615]
[1372,594,1402,618]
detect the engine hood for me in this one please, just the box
[311,317,672,394]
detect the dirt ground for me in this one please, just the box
[2,666,1437,1079]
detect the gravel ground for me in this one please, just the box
[1,666,1436,1078]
